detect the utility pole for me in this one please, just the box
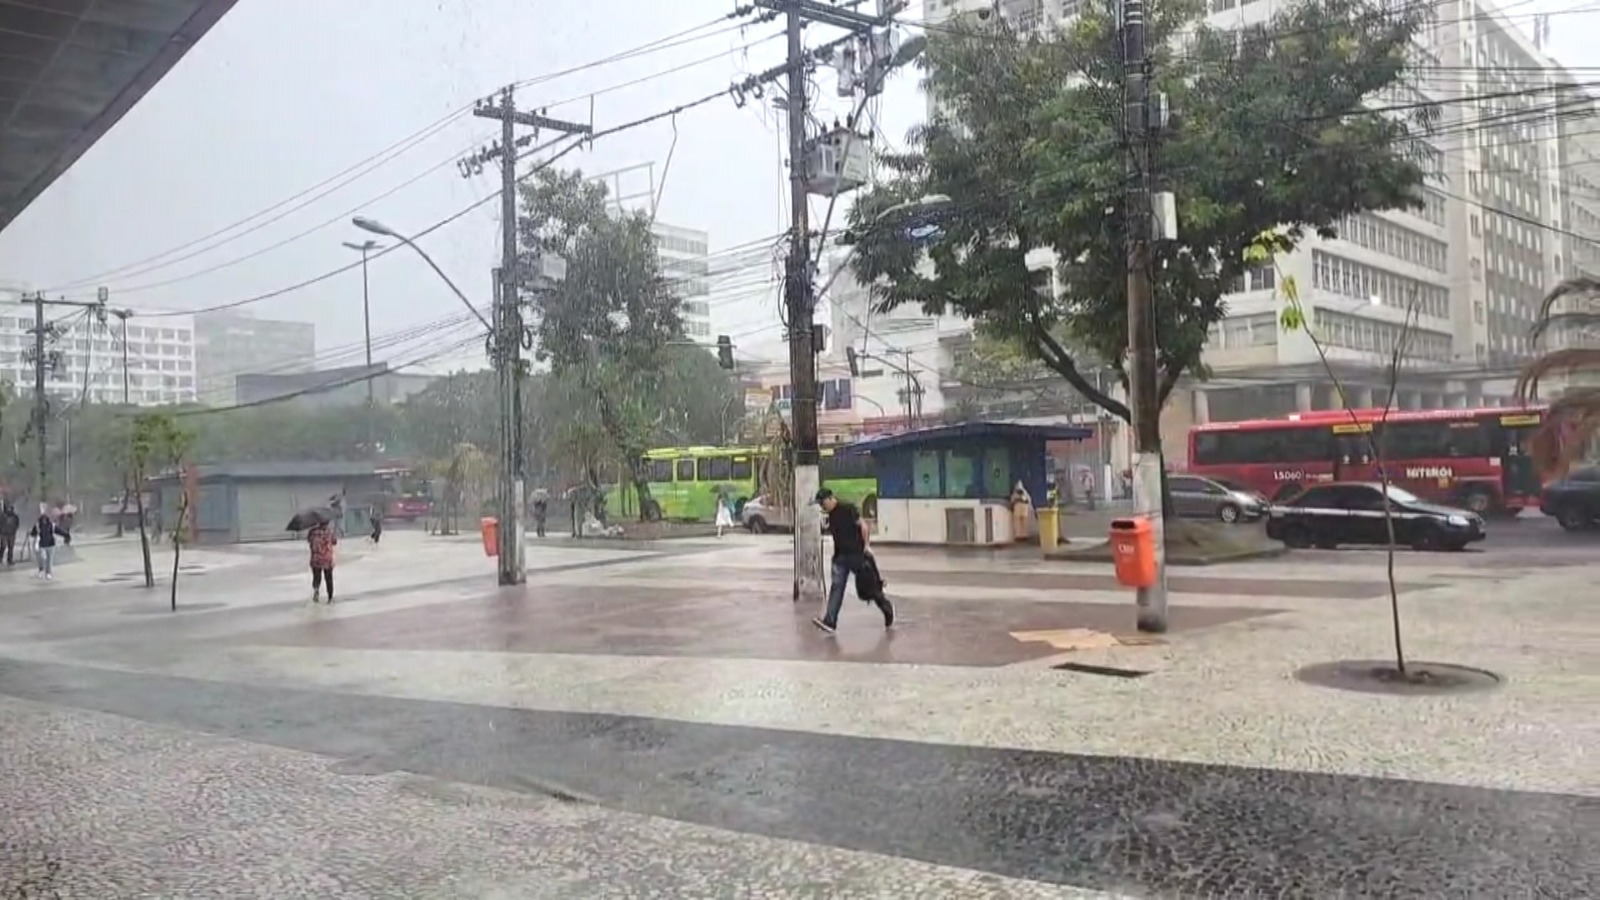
[756,0,906,604]
[1122,0,1168,632]
[472,85,589,586]
[342,239,381,454]
[782,6,824,603]
[19,291,111,505]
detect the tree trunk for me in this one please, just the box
[170,492,188,612]
[134,481,154,589]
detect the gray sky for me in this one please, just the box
[0,0,925,371]
[1,0,1596,375]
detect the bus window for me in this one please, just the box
[731,456,753,481]
[644,458,673,483]
[1196,426,1331,465]
[698,456,733,482]
[675,459,695,482]
[1380,420,1486,459]
[821,452,873,480]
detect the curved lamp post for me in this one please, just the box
[817,193,953,300]
[351,216,492,333]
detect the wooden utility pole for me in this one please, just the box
[471,87,589,585]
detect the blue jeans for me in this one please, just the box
[822,554,891,629]
[36,545,53,576]
[822,557,855,628]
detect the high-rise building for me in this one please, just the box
[0,284,197,406]
[652,222,712,339]
[194,310,316,407]
[921,0,1596,434]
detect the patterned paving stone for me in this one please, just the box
[0,697,1097,899]
[232,583,1276,666]
[0,659,1591,898]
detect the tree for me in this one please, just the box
[519,167,689,519]
[847,0,1432,441]
[126,411,191,595]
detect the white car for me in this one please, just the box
[739,495,792,533]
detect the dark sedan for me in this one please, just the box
[1539,467,1600,531]
[1265,482,1486,551]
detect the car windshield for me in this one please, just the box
[1381,485,1422,504]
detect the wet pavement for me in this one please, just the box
[237,581,1275,666]
[0,530,1595,897]
[0,657,1593,897]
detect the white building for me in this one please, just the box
[652,222,712,339]
[0,289,196,406]
[920,0,1594,439]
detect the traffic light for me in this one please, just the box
[716,334,734,370]
[845,346,860,377]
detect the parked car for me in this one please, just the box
[1167,474,1268,523]
[1264,482,1485,551]
[740,495,792,533]
[1539,467,1600,531]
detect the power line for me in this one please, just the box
[41,11,774,295]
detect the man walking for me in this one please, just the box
[0,503,18,566]
[812,488,893,635]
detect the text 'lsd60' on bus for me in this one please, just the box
[1186,405,1546,516]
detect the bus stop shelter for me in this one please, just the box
[842,422,1092,546]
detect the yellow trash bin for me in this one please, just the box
[1037,506,1060,549]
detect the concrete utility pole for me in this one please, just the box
[756,0,907,604]
[19,291,112,503]
[472,86,589,586]
[342,239,381,454]
[1121,0,1168,632]
[781,7,824,603]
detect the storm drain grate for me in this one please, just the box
[1052,662,1151,679]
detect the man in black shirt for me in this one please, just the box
[814,488,893,634]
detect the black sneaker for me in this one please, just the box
[811,616,836,635]
[879,597,895,629]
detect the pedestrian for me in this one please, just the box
[28,505,69,581]
[714,490,734,538]
[0,503,18,566]
[328,492,346,537]
[532,494,548,538]
[368,505,383,545]
[812,488,893,635]
[307,519,337,602]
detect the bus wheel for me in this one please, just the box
[862,494,879,520]
[1459,487,1495,516]
[641,499,662,522]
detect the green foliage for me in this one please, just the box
[518,167,736,513]
[847,0,1432,422]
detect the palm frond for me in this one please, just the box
[1515,348,1600,402]
[1530,276,1600,340]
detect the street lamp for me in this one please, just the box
[351,216,493,333]
[818,193,953,301]
[341,239,382,412]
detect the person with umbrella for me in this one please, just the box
[532,488,549,538]
[288,509,338,602]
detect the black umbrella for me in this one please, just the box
[286,507,334,532]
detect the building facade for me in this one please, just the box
[917,0,1596,435]
[0,285,197,406]
[652,222,713,339]
[194,310,316,407]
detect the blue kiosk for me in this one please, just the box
[841,422,1092,545]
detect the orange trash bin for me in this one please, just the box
[480,516,499,557]
[1109,517,1156,588]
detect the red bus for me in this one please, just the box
[376,467,434,521]
[1188,406,1546,515]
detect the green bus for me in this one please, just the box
[623,445,877,522]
